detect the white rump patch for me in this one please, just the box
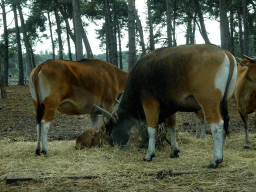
[215,54,237,99]
[215,54,230,96]
[38,71,51,103]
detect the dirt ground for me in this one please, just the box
[0,85,255,191]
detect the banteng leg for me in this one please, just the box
[196,110,206,138]
[165,114,180,158]
[142,97,160,162]
[202,105,226,168]
[35,98,58,156]
[239,112,250,149]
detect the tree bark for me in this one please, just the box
[13,4,24,86]
[1,0,9,86]
[147,0,155,51]
[219,0,231,51]
[17,3,33,76]
[242,0,249,55]
[48,12,55,60]
[54,6,63,60]
[128,0,137,72]
[72,0,84,61]
[166,0,172,47]
[194,0,211,44]
[135,10,146,56]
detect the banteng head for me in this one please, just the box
[240,55,256,82]
[94,104,141,147]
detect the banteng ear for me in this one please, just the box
[236,57,246,66]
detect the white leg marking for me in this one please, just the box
[41,120,51,156]
[144,127,157,161]
[167,126,180,158]
[210,120,225,168]
[196,116,206,138]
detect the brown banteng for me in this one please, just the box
[75,127,107,149]
[29,59,129,156]
[95,44,237,168]
[233,55,256,149]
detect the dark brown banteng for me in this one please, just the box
[95,44,237,168]
[29,59,129,156]
[233,55,256,149]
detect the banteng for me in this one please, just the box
[75,126,107,149]
[95,44,237,168]
[233,55,256,149]
[29,59,129,156]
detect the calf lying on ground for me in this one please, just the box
[75,127,107,149]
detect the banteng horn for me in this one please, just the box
[243,55,255,62]
[93,104,113,120]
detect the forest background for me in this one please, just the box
[0,0,254,86]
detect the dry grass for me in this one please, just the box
[1,132,256,191]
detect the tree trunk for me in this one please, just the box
[194,0,211,44]
[67,32,72,60]
[147,0,155,51]
[13,4,24,86]
[219,0,231,51]
[117,20,123,69]
[238,9,243,56]
[230,9,234,55]
[81,26,94,59]
[105,0,114,63]
[186,14,193,45]
[17,3,33,76]
[72,0,83,61]
[172,0,177,46]
[242,0,249,55]
[135,10,146,56]
[0,73,7,98]
[166,0,172,47]
[48,12,55,60]
[128,0,137,72]
[54,6,63,60]
[1,0,8,86]
[59,6,75,43]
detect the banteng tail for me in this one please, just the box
[33,65,45,124]
[220,53,235,136]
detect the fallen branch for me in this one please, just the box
[6,170,197,184]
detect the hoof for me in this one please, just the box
[209,159,223,169]
[41,150,49,156]
[170,150,180,158]
[143,154,155,162]
[35,149,41,157]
